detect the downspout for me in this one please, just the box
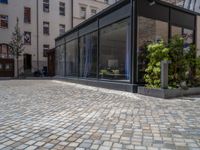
[71,0,74,28]
[36,0,39,70]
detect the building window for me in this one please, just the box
[0,15,8,28]
[80,6,86,19]
[43,0,49,12]
[0,0,8,4]
[59,24,65,35]
[99,19,130,82]
[0,44,12,59]
[43,45,49,57]
[24,32,31,44]
[43,22,49,35]
[80,31,98,78]
[91,9,97,16]
[24,7,31,23]
[59,2,65,16]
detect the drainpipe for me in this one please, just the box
[36,0,39,70]
[71,0,73,28]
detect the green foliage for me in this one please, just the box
[168,35,188,87]
[144,35,200,89]
[9,18,24,57]
[144,41,170,88]
[9,18,24,77]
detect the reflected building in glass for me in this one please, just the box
[55,0,200,92]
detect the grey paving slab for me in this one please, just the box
[0,80,200,150]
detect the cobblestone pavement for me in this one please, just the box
[0,80,200,150]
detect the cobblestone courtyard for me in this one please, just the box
[0,80,200,150]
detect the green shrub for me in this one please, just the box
[144,35,200,88]
[144,41,170,88]
[168,36,188,87]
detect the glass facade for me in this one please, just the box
[55,45,65,76]
[66,39,78,76]
[99,19,130,82]
[55,0,197,89]
[79,31,98,78]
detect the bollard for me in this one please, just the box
[161,60,171,89]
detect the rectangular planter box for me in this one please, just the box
[138,86,200,99]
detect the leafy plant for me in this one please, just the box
[144,35,200,89]
[144,41,170,88]
[168,35,188,87]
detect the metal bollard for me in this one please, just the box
[161,60,171,89]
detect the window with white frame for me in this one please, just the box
[80,6,86,19]
[0,15,8,28]
[43,0,49,12]
[43,22,49,35]
[24,7,31,23]
[59,2,65,16]
[91,8,97,16]
[43,44,49,57]
[59,24,65,35]
[104,0,109,4]
[24,32,31,44]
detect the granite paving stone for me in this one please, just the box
[0,80,200,150]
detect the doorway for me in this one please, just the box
[24,54,32,71]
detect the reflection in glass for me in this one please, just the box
[66,39,78,76]
[171,26,194,45]
[137,16,168,83]
[99,19,130,82]
[55,45,65,76]
[80,31,97,78]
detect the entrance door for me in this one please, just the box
[47,50,55,76]
[24,54,32,71]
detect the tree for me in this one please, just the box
[9,18,24,77]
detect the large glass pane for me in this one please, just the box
[55,45,65,76]
[66,39,78,76]
[99,19,130,82]
[80,31,97,78]
[171,26,194,45]
[137,16,168,83]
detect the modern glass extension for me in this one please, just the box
[55,0,199,92]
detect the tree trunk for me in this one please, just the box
[17,56,19,78]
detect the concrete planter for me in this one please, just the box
[138,86,200,99]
